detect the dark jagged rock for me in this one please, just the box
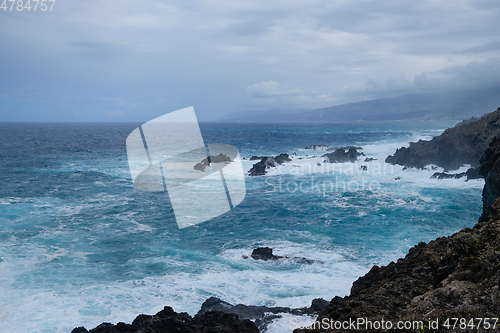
[250,155,265,161]
[198,297,328,332]
[364,157,377,162]
[339,146,363,150]
[386,108,500,171]
[294,136,500,333]
[194,153,232,171]
[295,202,500,332]
[322,147,364,163]
[274,153,293,164]
[248,158,273,176]
[251,247,275,260]
[71,328,89,333]
[305,145,330,150]
[360,165,367,171]
[71,306,258,333]
[247,247,321,265]
[465,166,482,180]
[480,136,500,221]
[430,171,466,179]
[248,153,292,176]
[431,167,483,181]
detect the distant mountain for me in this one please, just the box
[217,86,500,122]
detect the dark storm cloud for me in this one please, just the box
[0,0,499,121]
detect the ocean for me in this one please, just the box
[0,121,484,333]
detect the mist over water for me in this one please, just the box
[0,121,483,333]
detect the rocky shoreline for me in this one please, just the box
[247,146,366,177]
[293,134,500,332]
[71,293,328,333]
[71,306,260,333]
[386,107,500,171]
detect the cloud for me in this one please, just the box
[338,75,413,100]
[246,81,302,98]
[327,57,500,104]
[414,57,500,90]
[246,80,335,107]
[1,0,500,120]
[456,41,500,54]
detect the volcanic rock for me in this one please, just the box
[386,108,500,171]
[199,297,328,332]
[71,306,259,333]
[194,153,231,171]
[248,153,292,176]
[322,147,364,163]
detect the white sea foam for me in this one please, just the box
[266,313,317,333]
[243,138,485,195]
[0,123,485,333]
[0,237,371,333]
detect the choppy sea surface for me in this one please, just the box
[0,121,484,333]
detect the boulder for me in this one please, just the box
[322,147,364,163]
[248,153,292,176]
[194,153,231,172]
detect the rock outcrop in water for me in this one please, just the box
[322,147,364,163]
[71,306,259,333]
[294,136,500,332]
[198,297,328,332]
[194,153,232,171]
[305,145,331,150]
[244,247,320,264]
[247,146,365,176]
[248,153,292,176]
[250,247,277,260]
[430,167,482,181]
[71,296,327,333]
[386,108,500,171]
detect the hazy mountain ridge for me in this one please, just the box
[217,86,500,122]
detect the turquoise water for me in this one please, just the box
[0,121,483,332]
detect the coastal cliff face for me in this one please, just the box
[480,136,500,221]
[386,108,500,171]
[295,137,500,333]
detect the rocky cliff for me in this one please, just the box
[386,108,500,171]
[480,136,500,221]
[294,136,500,332]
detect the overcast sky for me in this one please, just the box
[1,0,499,122]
